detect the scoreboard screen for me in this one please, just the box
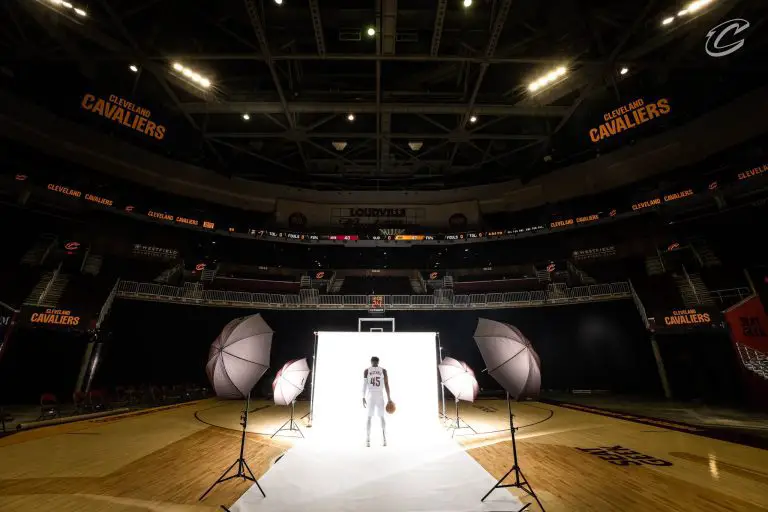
[369,295,385,313]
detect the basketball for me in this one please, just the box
[386,401,396,414]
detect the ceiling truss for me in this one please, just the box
[3,0,757,189]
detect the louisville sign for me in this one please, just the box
[589,98,671,143]
[650,307,722,332]
[80,93,167,141]
[19,306,89,330]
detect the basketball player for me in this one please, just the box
[363,356,391,447]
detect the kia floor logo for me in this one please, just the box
[706,19,750,57]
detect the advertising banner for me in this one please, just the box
[649,307,723,332]
[723,295,768,407]
[572,246,617,261]
[724,296,768,353]
[79,92,168,142]
[18,306,91,331]
[588,97,672,144]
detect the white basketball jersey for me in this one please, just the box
[365,366,385,397]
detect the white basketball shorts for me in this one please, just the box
[367,394,386,417]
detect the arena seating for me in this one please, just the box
[209,276,300,294]
[339,276,412,295]
[454,277,545,294]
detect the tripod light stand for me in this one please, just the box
[271,400,304,438]
[200,392,265,501]
[447,398,477,437]
[481,393,544,510]
[473,318,545,511]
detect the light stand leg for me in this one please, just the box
[271,401,304,439]
[200,392,266,501]
[480,393,544,511]
[445,399,477,438]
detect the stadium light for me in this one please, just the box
[528,65,567,92]
[463,0,473,7]
[469,115,478,124]
[332,141,348,151]
[619,67,629,75]
[46,0,87,17]
[275,0,283,4]
[366,26,376,37]
[242,113,250,121]
[129,64,138,73]
[170,62,212,89]
[347,113,356,122]
[661,16,675,25]
[683,0,714,14]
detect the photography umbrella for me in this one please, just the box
[473,319,541,401]
[271,358,310,438]
[473,318,544,511]
[206,314,273,399]
[201,314,273,502]
[438,357,479,435]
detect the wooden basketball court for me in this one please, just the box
[0,399,766,511]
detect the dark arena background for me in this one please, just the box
[1,0,768,511]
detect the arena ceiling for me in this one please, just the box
[1,0,765,191]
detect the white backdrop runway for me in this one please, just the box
[231,427,524,512]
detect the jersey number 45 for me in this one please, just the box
[369,376,381,386]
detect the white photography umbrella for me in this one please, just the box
[271,358,311,438]
[206,314,273,399]
[438,357,479,435]
[473,318,541,401]
[273,358,311,405]
[438,357,479,402]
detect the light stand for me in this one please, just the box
[436,334,448,423]
[446,398,477,438]
[308,332,318,427]
[271,400,304,438]
[200,391,265,501]
[481,393,544,511]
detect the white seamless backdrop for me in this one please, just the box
[312,331,439,441]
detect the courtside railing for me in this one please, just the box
[115,280,632,310]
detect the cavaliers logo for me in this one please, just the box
[708,181,718,190]
[315,271,325,279]
[706,19,750,58]
[64,242,81,251]
[609,209,617,217]
[15,174,27,181]
[195,263,206,271]
[667,242,680,251]
[125,205,135,212]
[546,263,556,273]
[429,272,439,280]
